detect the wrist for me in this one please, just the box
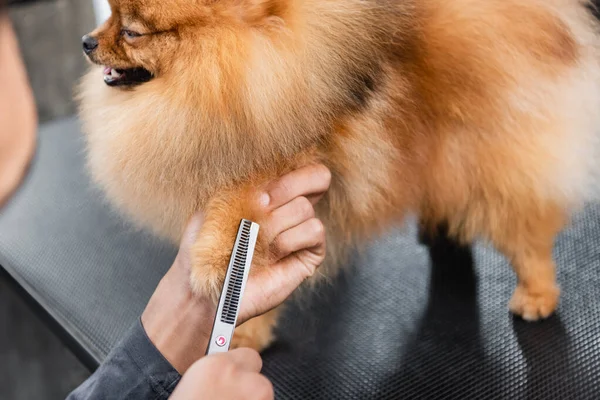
[141,259,217,373]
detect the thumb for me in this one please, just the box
[214,348,263,372]
[176,212,205,271]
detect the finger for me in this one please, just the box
[240,228,326,324]
[243,242,326,319]
[219,348,263,373]
[179,212,205,253]
[237,373,274,400]
[263,196,315,243]
[271,218,325,261]
[171,211,205,275]
[264,164,331,210]
[305,191,327,206]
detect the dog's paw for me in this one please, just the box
[230,311,278,352]
[189,241,231,302]
[189,262,224,302]
[231,330,274,352]
[509,284,560,321]
[188,223,236,300]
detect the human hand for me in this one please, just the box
[142,164,331,373]
[237,163,331,323]
[170,348,273,400]
[0,15,37,208]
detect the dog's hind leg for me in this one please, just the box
[486,199,567,321]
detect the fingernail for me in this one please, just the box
[259,193,270,207]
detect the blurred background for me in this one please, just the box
[1,1,108,398]
[7,0,105,123]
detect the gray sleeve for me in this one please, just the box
[66,319,181,400]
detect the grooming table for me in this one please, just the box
[0,117,599,399]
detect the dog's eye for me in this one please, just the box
[121,29,141,39]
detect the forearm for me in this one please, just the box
[67,320,181,400]
[67,263,217,399]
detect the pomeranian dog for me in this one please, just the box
[78,0,600,351]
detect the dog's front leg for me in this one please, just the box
[189,187,268,302]
[190,188,284,352]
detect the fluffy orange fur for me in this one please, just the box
[78,0,600,350]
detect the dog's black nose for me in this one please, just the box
[82,35,98,55]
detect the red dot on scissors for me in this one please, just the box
[216,335,227,347]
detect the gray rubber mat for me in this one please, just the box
[0,117,599,399]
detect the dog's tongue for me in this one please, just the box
[103,67,112,75]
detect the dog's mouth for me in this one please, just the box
[103,66,153,87]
